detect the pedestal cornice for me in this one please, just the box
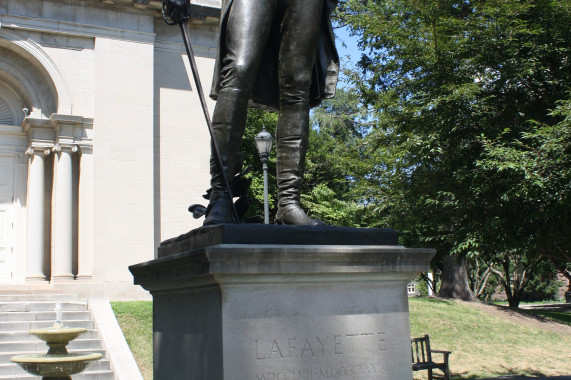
[130,243,435,292]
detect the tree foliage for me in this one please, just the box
[304,87,380,226]
[480,96,571,294]
[334,0,571,303]
[240,1,570,305]
[244,88,381,226]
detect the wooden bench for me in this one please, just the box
[411,334,451,380]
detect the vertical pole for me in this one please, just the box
[178,22,239,223]
[262,160,269,224]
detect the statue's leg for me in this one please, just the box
[274,0,324,225]
[205,0,277,225]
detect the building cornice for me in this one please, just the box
[98,0,221,11]
[0,14,156,43]
[46,0,221,12]
[0,1,221,43]
[49,0,221,19]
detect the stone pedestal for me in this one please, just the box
[130,225,435,380]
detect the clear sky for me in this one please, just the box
[333,25,362,87]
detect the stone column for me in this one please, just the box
[77,146,93,280]
[52,144,76,280]
[25,147,49,281]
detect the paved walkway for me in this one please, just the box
[518,302,571,312]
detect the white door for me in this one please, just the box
[0,156,14,282]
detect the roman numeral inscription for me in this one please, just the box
[255,363,387,380]
[253,332,388,379]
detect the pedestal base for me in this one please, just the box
[130,225,435,380]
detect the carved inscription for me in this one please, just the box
[255,332,387,360]
[255,363,386,379]
[253,332,388,379]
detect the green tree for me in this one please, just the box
[304,87,379,226]
[242,88,382,226]
[337,0,571,302]
[479,95,571,296]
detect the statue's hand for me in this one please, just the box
[163,0,192,24]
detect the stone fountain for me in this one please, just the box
[11,303,102,380]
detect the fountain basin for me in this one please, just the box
[29,327,87,344]
[11,352,102,377]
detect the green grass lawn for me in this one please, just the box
[111,301,153,380]
[409,298,571,379]
[112,298,571,380]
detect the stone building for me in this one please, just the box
[0,0,220,299]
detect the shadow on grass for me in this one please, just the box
[451,366,571,379]
[411,296,456,305]
[479,301,571,327]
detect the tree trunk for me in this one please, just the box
[438,255,474,300]
[501,259,517,308]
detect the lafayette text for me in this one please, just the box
[255,332,388,360]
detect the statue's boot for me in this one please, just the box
[204,87,248,225]
[275,105,323,226]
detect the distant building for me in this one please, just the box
[0,0,221,299]
[407,281,418,297]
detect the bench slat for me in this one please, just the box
[411,334,451,380]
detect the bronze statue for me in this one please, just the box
[165,0,339,225]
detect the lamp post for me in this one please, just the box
[255,128,274,224]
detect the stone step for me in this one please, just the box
[0,301,88,313]
[0,339,102,353]
[0,296,126,380]
[0,294,79,302]
[0,369,115,380]
[0,311,91,322]
[0,288,62,295]
[0,348,106,363]
[0,319,94,330]
[0,358,111,376]
[0,329,99,343]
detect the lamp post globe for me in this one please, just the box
[255,129,273,161]
[255,128,274,224]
